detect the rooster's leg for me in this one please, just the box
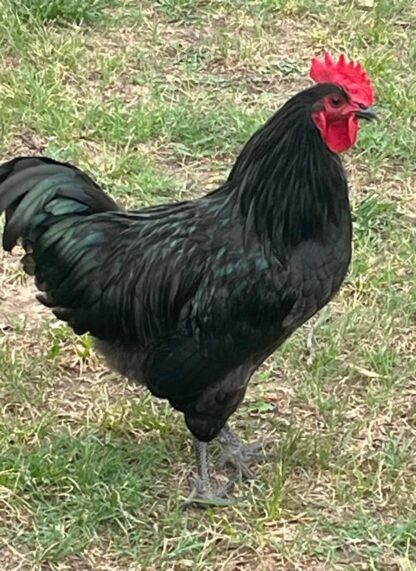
[217,424,267,480]
[305,306,331,365]
[182,437,237,507]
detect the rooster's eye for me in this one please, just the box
[330,96,342,107]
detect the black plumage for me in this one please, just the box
[0,83,363,504]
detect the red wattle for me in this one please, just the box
[313,112,359,154]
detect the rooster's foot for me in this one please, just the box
[217,424,269,480]
[183,436,240,508]
[182,476,238,508]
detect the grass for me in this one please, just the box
[8,0,107,24]
[0,0,415,568]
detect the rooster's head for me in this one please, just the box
[309,53,376,153]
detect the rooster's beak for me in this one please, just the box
[355,107,377,121]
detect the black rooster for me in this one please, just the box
[0,54,375,505]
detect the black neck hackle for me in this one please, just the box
[226,83,350,255]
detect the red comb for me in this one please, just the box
[310,52,374,107]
